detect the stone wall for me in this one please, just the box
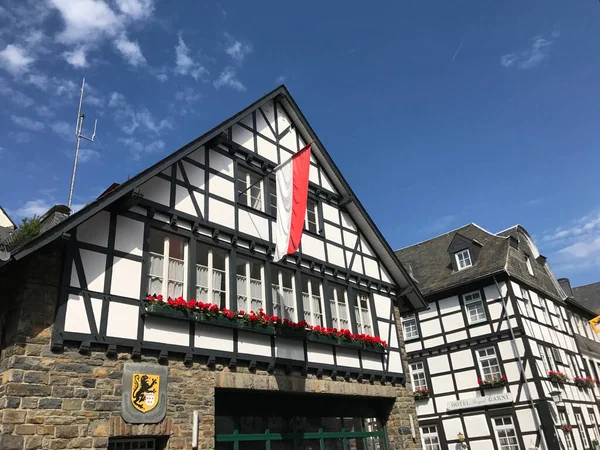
[0,244,422,450]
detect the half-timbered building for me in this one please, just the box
[0,86,426,450]
[396,224,600,450]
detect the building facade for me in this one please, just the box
[0,86,427,450]
[396,224,600,450]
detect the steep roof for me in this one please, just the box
[572,282,600,313]
[396,223,565,300]
[0,85,426,311]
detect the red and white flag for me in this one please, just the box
[274,143,312,261]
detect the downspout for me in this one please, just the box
[493,276,549,450]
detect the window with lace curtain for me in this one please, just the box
[355,292,373,335]
[196,243,228,308]
[271,267,296,321]
[302,276,324,326]
[236,258,264,313]
[147,229,187,298]
[329,284,349,330]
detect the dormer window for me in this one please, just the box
[525,256,534,276]
[455,249,472,270]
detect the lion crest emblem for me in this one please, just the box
[131,373,159,413]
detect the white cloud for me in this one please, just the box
[11,115,45,131]
[175,87,201,104]
[501,34,557,70]
[115,0,154,20]
[63,47,88,68]
[26,74,49,90]
[156,73,168,82]
[119,137,165,160]
[0,78,34,107]
[35,105,54,118]
[276,75,287,84]
[214,67,246,91]
[8,131,32,143]
[51,121,73,140]
[15,199,51,218]
[114,35,146,66]
[217,3,227,18]
[108,91,172,135]
[0,44,34,73]
[54,78,78,98]
[225,39,252,63]
[175,36,208,80]
[78,148,100,163]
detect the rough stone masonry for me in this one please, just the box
[0,244,422,450]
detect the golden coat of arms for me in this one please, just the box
[131,373,160,413]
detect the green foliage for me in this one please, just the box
[9,216,41,246]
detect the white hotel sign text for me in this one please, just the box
[446,393,513,411]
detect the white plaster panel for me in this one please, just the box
[360,237,375,258]
[256,108,275,140]
[450,349,474,370]
[423,336,444,348]
[209,174,234,201]
[257,136,278,163]
[503,361,520,383]
[324,223,342,245]
[238,331,271,356]
[276,338,304,360]
[441,417,463,441]
[175,186,197,216]
[326,244,345,268]
[469,324,491,338]
[77,210,109,247]
[389,322,399,348]
[361,352,383,371]
[139,177,170,206]
[64,294,90,334]
[336,348,360,368]
[208,198,234,229]
[209,151,233,177]
[516,408,537,432]
[388,350,404,373]
[420,318,442,337]
[239,209,269,241]
[454,369,479,390]
[483,283,505,301]
[458,390,478,400]
[106,302,138,339]
[280,126,296,150]
[441,312,464,332]
[377,321,390,348]
[301,234,325,260]
[91,298,102,332]
[261,101,276,132]
[144,316,189,346]
[110,258,142,299]
[428,354,450,374]
[320,171,335,193]
[194,325,234,352]
[364,257,379,279]
[188,147,205,165]
[464,414,490,438]
[488,302,503,321]
[182,160,205,189]
[437,295,461,314]
[71,249,106,292]
[322,203,339,224]
[419,302,438,321]
[350,254,363,275]
[307,343,335,365]
[415,399,435,416]
[446,330,468,343]
[309,164,320,185]
[374,294,391,319]
[114,216,144,256]
[468,440,494,450]
[497,338,524,360]
[431,374,454,394]
[405,341,422,353]
[380,268,392,284]
[343,230,357,249]
[340,212,357,231]
[437,394,458,413]
[510,281,521,296]
[232,124,254,151]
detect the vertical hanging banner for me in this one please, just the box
[590,315,600,334]
[274,143,312,261]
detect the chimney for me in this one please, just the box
[558,278,573,297]
[39,205,71,234]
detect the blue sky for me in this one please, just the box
[1,0,600,287]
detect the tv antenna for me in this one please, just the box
[67,78,98,210]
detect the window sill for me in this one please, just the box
[404,336,420,342]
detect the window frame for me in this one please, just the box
[268,178,277,217]
[525,255,534,276]
[410,361,428,392]
[237,166,264,212]
[463,290,487,324]
[402,314,419,341]
[492,416,520,450]
[328,283,351,330]
[271,267,297,322]
[476,346,503,382]
[147,229,188,299]
[420,425,441,450]
[576,412,590,449]
[301,276,325,327]
[304,198,319,234]
[235,257,265,313]
[196,242,229,308]
[455,249,473,271]
[355,291,374,335]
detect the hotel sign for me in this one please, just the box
[446,393,513,411]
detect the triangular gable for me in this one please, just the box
[6,85,425,311]
[0,206,16,230]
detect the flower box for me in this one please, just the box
[478,376,507,389]
[278,327,308,340]
[237,321,276,335]
[561,424,573,433]
[196,313,237,328]
[413,389,430,400]
[574,377,595,389]
[549,371,569,384]
[362,343,386,354]
[147,302,192,320]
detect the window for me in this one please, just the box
[271,268,296,321]
[302,276,324,326]
[464,291,486,324]
[520,287,534,317]
[236,258,264,312]
[455,249,472,270]
[196,243,228,308]
[569,355,580,378]
[355,292,373,335]
[477,347,502,382]
[546,346,557,372]
[402,314,419,340]
[329,284,350,329]
[108,438,158,450]
[539,344,550,374]
[552,347,564,364]
[410,362,427,392]
[147,229,187,298]
[238,167,263,211]
[269,179,277,217]
[420,426,441,450]
[576,413,589,448]
[493,417,520,450]
[525,256,534,276]
[588,412,599,442]
[305,199,318,233]
[561,412,574,450]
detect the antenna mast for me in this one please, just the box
[68,78,98,210]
